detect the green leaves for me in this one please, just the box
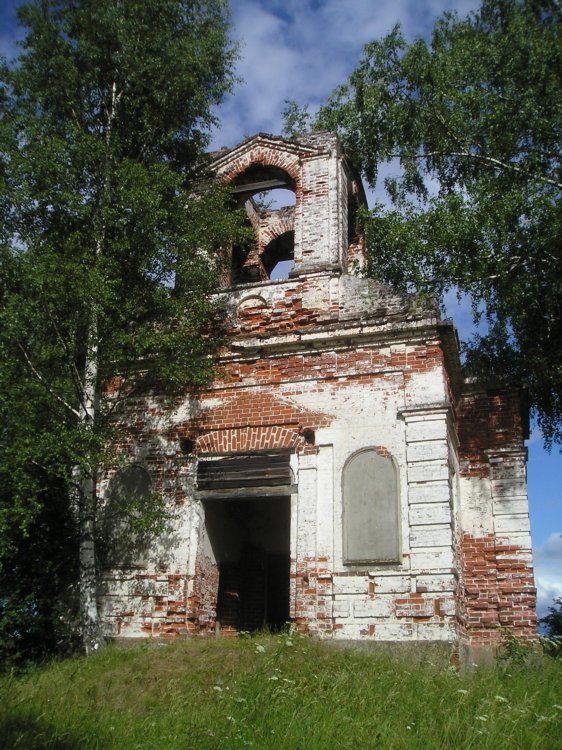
[0,0,242,662]
[2,0,242,404]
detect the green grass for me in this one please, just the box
[1,634,561,749]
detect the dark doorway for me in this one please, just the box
[204,495,291,632]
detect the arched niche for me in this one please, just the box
[342,449,401,565]
[100,464,153,568]
[238,294,268,313]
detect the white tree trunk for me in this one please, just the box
[78,468,105,654]
[77,84,120,655]
[77,262,106,655]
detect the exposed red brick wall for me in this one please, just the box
[293,556,333,636]
[458,533,536,646]
[195,426,301,454]
[457,387,527,478]
[171,343,446,461]
[231,281,447,340]
[213,343,445,388]
[188,388,331,433]
[189,554,220,635]
[457,392,489,473]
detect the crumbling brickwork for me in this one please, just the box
[455,386,536,655]
[99,134,536,660]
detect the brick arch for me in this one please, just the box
[196,426,304,455]
[259,217,295,253]
[214,145,302,194]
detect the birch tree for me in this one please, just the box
[0,0,245,657]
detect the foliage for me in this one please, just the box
[0,0,246,662]
[540,634,562,659]
[541,597,562,637]
[281,99,312,139]
[496,628,536,666]
[1,634,561,749]
[0,475,80,670]
[315,0,562,446]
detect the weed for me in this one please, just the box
[496,628,535,666]
[0,634,560,749]
[540,634,562,659]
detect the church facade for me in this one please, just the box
[99,133,536,661]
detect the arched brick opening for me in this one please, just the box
[197,427,301,635]
[214,143,302,286]
[196,426,303,454]
[216,144,302,194]
[229,165,298,284]
[259,214,295,251]
[261,231,295,279]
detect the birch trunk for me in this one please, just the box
[77,300,105,654]
[76,82,120,654]
[78,467,105,654]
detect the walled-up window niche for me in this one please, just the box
[343,449,400,565]
[100,464,153,568]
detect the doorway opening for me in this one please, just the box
[204,495,291,632]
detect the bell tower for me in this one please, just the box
[210,132,365,281]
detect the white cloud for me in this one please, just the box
[535,532,562,561]
[534,532,562,621]
[526,424,543,446]
[213,0,481,149]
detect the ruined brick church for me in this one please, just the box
[99,133,536,661]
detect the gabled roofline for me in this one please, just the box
[209,132,328,171]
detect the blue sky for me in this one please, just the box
[1,0,560,620]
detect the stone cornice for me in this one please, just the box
[225,318,442,361]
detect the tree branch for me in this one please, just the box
[17,343,82,419]
[391,149,562,190]
[46,310,90,417]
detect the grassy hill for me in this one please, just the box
[1,633,560,749]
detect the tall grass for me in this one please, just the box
[1,634,560,749]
